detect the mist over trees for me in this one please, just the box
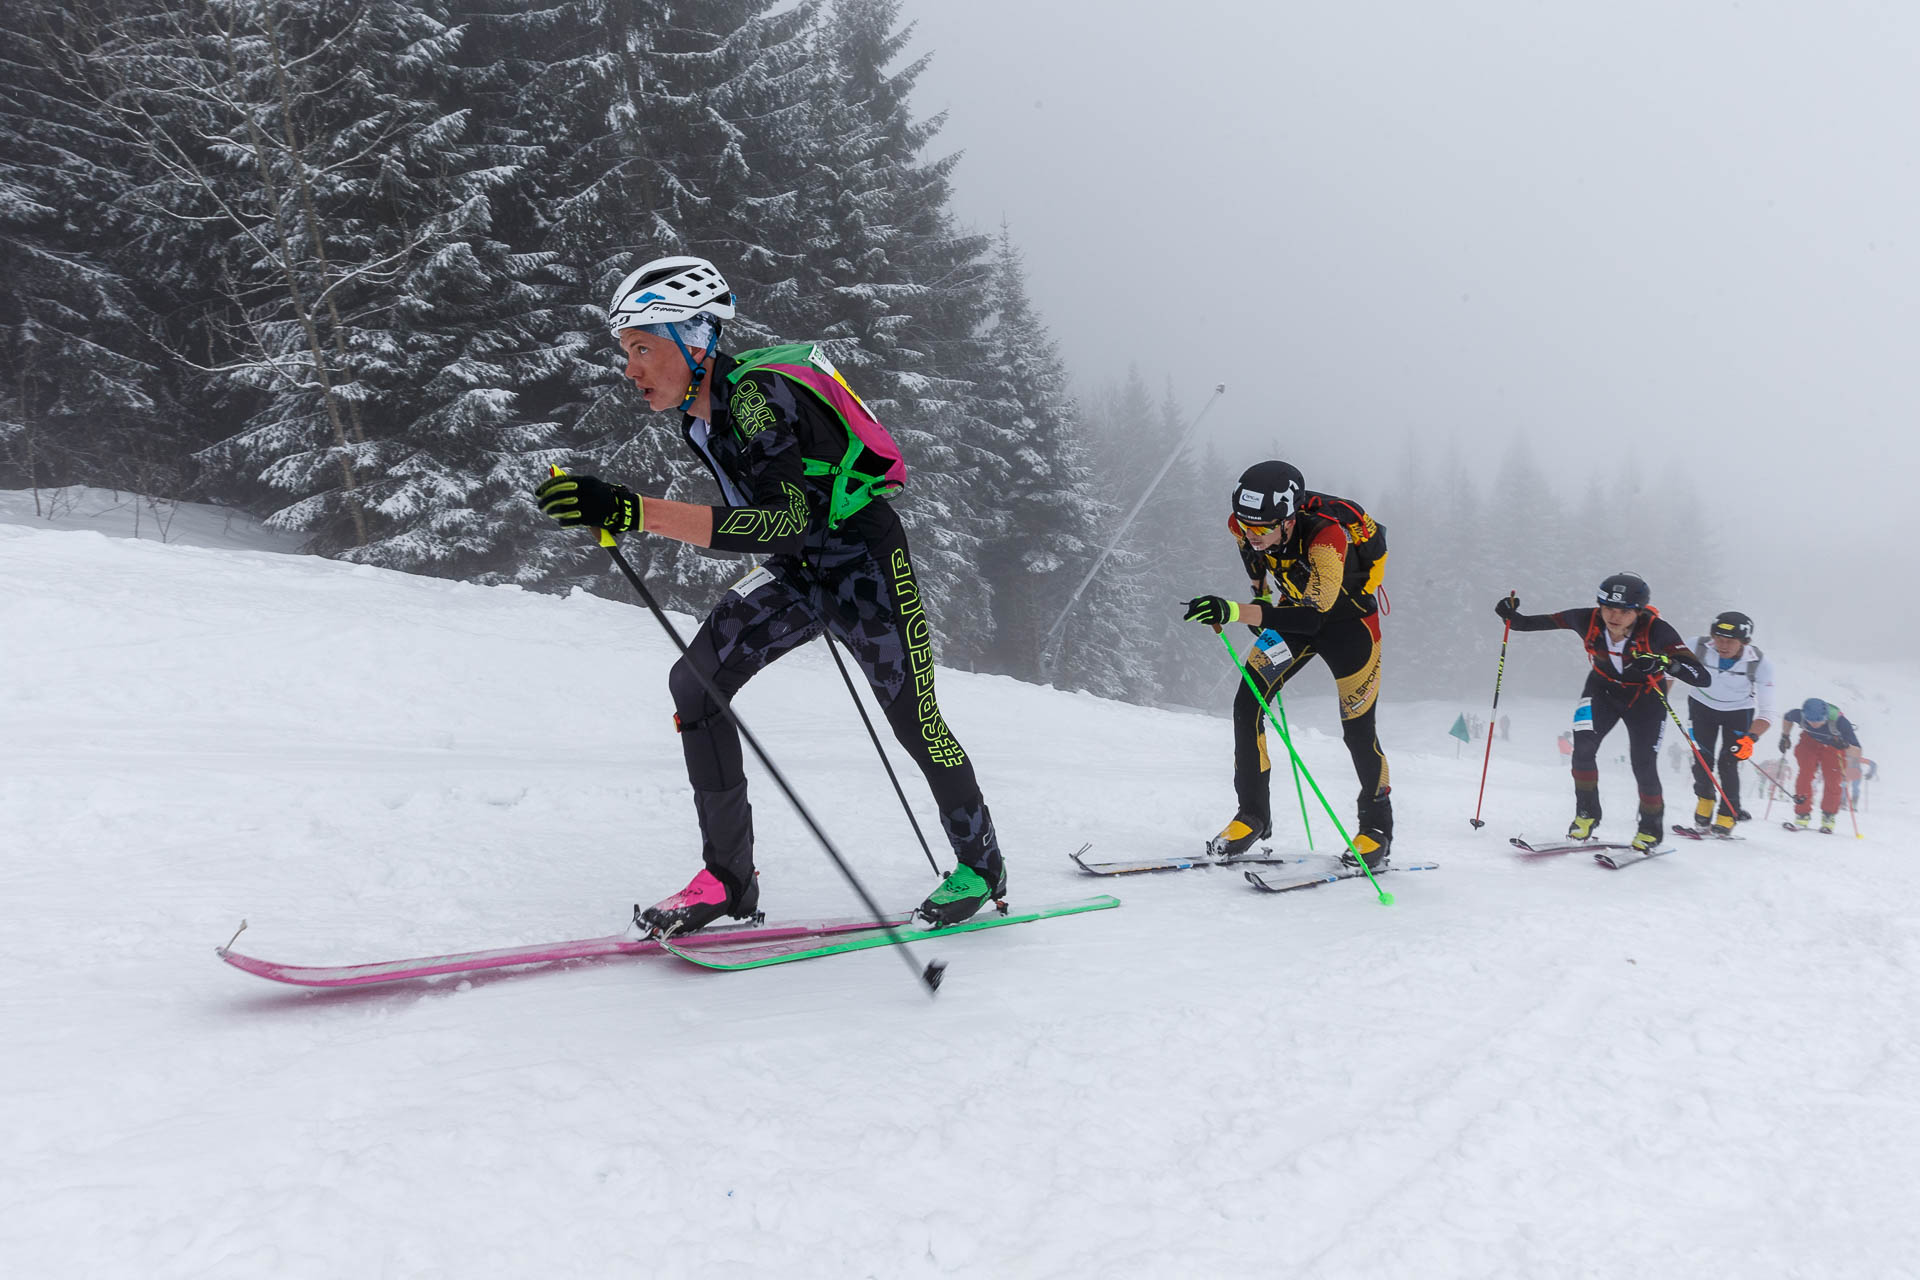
[2,0,1721,710]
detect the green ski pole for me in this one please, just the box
[1252,635,1312,848]
[1267,660,1313,852]
[1216,630,1393,905]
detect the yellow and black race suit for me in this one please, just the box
[1228,493,1391,838]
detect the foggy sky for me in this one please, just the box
[903,0,1919,657]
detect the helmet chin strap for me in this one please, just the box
[667,319,722,410]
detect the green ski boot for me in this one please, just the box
[915,855,1007,928]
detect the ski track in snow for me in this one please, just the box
[3,515,1917,1278]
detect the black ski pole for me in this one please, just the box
[553,470,943,996]
[1748,756,1805,807]
[822,632,942,874]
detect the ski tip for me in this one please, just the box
[921,958,947,995]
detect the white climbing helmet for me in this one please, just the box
[606,256,736,337]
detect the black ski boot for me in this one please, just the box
[1341,829,1391,872]
[1208,812,1271,858]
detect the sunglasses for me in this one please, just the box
[1239,519,1287,536]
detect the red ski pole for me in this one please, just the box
[1469,597,1514,829]
[1750,756,1804,810]
[1842,754,1865,839]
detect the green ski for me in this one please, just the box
[661,895,1121,971]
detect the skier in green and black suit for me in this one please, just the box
[533,256,1003,934]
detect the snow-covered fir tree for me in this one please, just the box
[80,0,523,555]
[0,0,171,494]
[969,223,1101,685]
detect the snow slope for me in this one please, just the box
[2,516,1915,1279]
[0,485,306,553]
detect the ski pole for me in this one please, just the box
[1469,597,1514,828]
[551,468,943,996]
[1244,631,1314,848]
[1748,756,1805,808]
[1273,673,1314,850]
[822,632,942,874]
[1761,751,1789,820]
[1842,754,1864,839]
[1215,630,1392,905]
[1645,678,1738,818]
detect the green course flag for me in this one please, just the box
[1449,713,1471,743]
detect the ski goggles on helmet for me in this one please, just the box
[1237,516,1289,537]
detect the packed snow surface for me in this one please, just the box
[2,506,1915,1278]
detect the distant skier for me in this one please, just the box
[1181,461,1393,870]
[1494,574,1711,851]
[1851,757,1877,809]
[532,256,1004,933]
[1683,611,1776,835]
[1779,698,1861,833]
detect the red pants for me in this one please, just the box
[1794,737,1846,818]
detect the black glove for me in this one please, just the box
[1494,593,1520,622]
[534,473,643,532]
[1623,650,1673,679]
[1182,595,1239,626]
[1778,733,1791,754]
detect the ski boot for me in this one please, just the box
[636,868,760,938]
[1630,829,1660,854]
[1207,812,1271,859]
[915,850,1007,928]
[1567,815,1598,842]
[1693,797,1715,828]
[1819,813,1837,834]
[1789,813,1811,830]
[1340,829,1390,873]
[1710,811,1737,837]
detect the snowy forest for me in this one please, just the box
[1,0,1717,708]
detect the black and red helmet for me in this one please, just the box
[1596,572,1651,610]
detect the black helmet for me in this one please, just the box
[1596,572,1650,610]
[1231,461,1305,526]
[1710,611,1753,642]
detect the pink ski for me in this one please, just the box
[216,912,908,989]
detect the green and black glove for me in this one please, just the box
[1623,650,1675,679]
[534,472,643,533]
[1182,596,1239,627]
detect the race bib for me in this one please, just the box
[1253,630,1292,668]
[727,564,777,601]
[1572,698,1594,734]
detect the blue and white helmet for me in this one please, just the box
[606,256,736,337]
